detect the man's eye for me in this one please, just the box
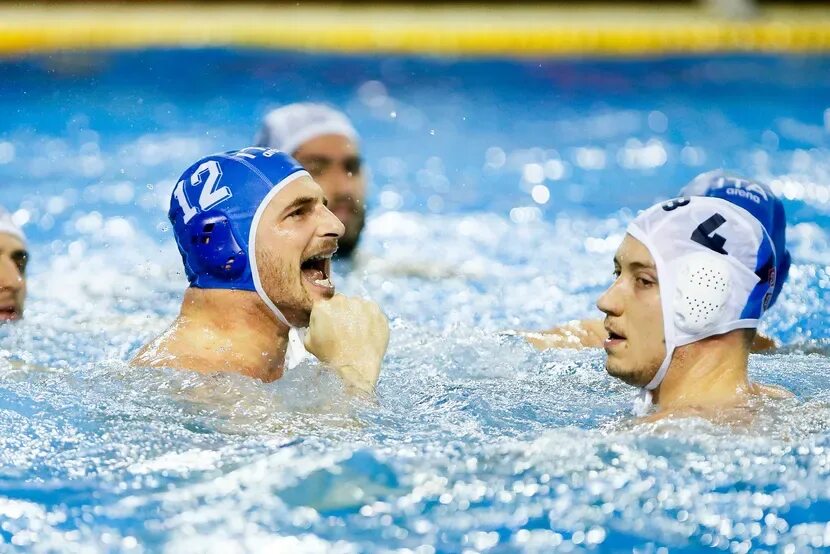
[637,277,655,287]
[288,204,315,219]
[11,252,27,276]
[300,159,331,177]
[343,157,362,176]
[306,164,326,177]
[612,269,621,278]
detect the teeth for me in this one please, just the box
[304,254,332,264]
[313,278,333,288]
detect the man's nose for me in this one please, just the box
[328,164,359,195]
[596,281,622,317]
[321,205,346,238]
[0,259,23,291]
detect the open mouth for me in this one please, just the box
[0,306,20,322]
[300,252,335,293]
[604,324,626,349]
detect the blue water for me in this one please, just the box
[1,49,830,552]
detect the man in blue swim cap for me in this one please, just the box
[0,207,27,323]
[131,147,389,393]
[525,171,788,353]
[256,104,366,258]
[598,188,792,417]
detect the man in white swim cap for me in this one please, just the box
[598,190,792,415]
[256,103,366,258]
[132,148,389,394]
[0,207,27,322]
[525,171,785,353]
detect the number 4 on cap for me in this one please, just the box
[691,213,728,255]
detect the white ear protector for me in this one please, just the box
[674,251,732,335]
[624,196,777,415]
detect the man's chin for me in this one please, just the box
[605,359,650,387]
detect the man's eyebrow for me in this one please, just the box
[296,155,333,163]
[0,247,26,256]
[282,196,320,214]
[613,256,655,270]
[628,260,656,271]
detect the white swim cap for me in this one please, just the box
[0,207,25,244]
[255,103,359,155]
[627,195,778,396]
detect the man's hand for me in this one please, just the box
[304,295,390,394]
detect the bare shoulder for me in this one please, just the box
[130,322,191,369]
[522,319,606,350]
[639,405,757,427]
[130,333,177,368]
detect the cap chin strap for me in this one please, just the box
[632,389,654,418]
[286,328,308,370]
[631,250,732,415]
[625,223,676,416]
[631,251,755,416]
[632,348,675,416]
[248,171,311,370]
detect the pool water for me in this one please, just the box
[1,49,829,552]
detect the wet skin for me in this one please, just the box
[596,234,666,388]
[0,233,27,322]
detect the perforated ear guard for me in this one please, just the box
[674,251,733,335]
[187,213,247,280]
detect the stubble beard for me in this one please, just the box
[258,249,313,327]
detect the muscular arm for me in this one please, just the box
[524,319,777,352]
[521,319,607,350]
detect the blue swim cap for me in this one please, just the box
[680,170,791,311]
[169,147,308,325]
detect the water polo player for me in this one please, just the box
[256,103,366,258]
[598,184,792,415]
[0,207,28,323]
[131,147,389,394]
[526,172,790,352]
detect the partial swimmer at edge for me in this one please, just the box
[0,207,27,323]
[131,147,389,395]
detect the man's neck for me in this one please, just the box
[175,287,290,381]
[652,331,752,410]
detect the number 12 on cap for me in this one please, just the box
[173,160,232,224]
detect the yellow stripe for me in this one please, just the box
[1,4,830,57]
